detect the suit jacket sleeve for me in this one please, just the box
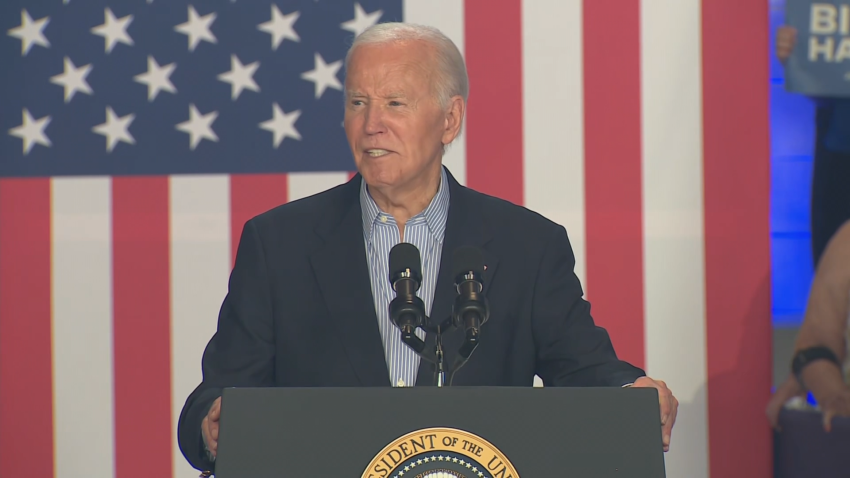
[532,225,645,387]
[177,218,277,472]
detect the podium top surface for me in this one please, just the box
[215,386,666,478]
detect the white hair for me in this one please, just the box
[344,22,469,109]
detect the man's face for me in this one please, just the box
[344,41,456,193]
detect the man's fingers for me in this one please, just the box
[209,398,222,421]
[211,422,219,441]
[662,396,678,449]
[659,389,673,425]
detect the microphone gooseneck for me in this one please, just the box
[451,245,490,346]
[388,242,428,354]
[449,245,490,385]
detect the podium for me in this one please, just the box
[214,386,667,477]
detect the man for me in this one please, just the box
[177,22,678,473]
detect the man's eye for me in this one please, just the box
[389,101,402,106]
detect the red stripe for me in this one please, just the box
[582,1,645,368]
[702,1,772,476]
[112,177,173,478]
[0,179,54,478]
[230,174,288,263]
[464,0,523,205]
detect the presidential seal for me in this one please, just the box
[361,427,519,478]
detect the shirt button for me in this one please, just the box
[397,378,405,387]
[380,215,388,223]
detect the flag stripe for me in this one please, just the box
[0,179,54,478]
[288,172,351,202]
[582,0,646,369]
[112,177,173,478]
[521,0,587,286]
[230,174,288,265]
[52,178,115,478]
[702,1,773,476]
[464,0,523,204]
[169,176,232,478]
[402,0,467,186]
[640,1,708,475]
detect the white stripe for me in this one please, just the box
[403,0,467,186]
[521,0,587,287]
[51,177,115,478]
[169,176,231,478]
[640,1,708,476]
[287,171,350,202]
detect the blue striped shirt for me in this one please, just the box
[360,167,450,387]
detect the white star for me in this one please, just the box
[50,56,93,103]
[134,55,177,101]
[258,5,300,50]
[174,5,217,52]
[217,54,260,100]
[92,106,135,152]
[259,103,301,148]
[9,109,51,155]
[176,104,218,150]
[301,53,342,99]
[91,8,133,53]
[7,10,50,56]
[341,3,382,37]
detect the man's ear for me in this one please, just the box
[442,95,466,145]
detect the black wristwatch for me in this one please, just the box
[791,346,840,388]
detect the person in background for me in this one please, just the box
[775,26,850,268]
[766,220,850,431]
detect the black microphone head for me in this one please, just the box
[452,245,485,280]
[389,242,422,286]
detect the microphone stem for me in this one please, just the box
[435,327,446,387]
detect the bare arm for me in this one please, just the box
[795,221,850,402]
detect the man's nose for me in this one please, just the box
[364,105,386,134]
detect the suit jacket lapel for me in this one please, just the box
[309,178,390,387]
[415,168,499,386]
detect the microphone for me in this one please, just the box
[388,243,427,349]
[451,246,489,350]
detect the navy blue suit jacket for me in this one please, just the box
[177,168,644,472]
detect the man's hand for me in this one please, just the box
[820,387,850,432]
[632,377,678,452]
[776,26,797,63]
[202,397,222,458]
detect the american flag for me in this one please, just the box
[0,1,772,477]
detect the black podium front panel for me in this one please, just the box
[215,386,666,477]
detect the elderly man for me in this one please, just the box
[177,22,678,472]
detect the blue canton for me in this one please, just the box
[361,167,450,387]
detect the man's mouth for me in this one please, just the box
[365,149,391,157]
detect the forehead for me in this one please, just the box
[345,41,436,92]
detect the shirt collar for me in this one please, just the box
[360,167,450,244]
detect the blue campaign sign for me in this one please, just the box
[785,0,850,98]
